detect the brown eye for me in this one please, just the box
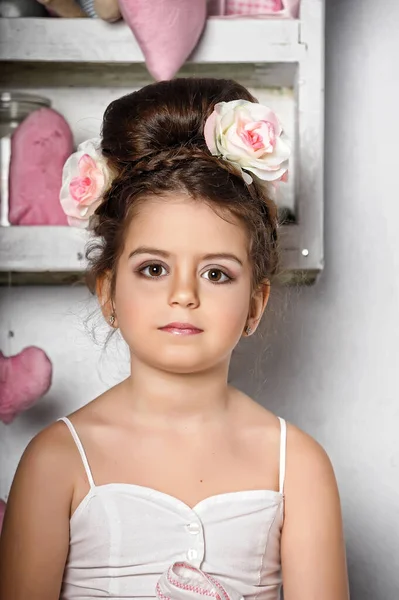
[209,269,222,281]
[140,264,167,278]
[202,269,231,284]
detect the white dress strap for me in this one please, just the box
[58,417,95,488]
[277,417,287,495]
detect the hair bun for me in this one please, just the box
[101,78,256,167]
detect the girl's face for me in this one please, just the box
[111,194,267,374]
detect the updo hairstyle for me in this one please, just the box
[87,78,279,296]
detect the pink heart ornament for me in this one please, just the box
[118,0,207,81]
[9,108,73,225]
[0,347,53,424]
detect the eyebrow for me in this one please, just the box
[128,246,243,266]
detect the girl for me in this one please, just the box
[0,78,349,600]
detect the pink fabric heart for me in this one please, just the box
[0,347,53,424]
[0,499,6,534]
[9,108,73,225]
[118,0,207,81]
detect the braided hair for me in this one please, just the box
[86,78,279,296]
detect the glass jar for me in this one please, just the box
[0,91,51,226]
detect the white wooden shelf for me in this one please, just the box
[0,224,319,285]
[0,0,324,285]
[0,18,304,64]
[0,226,87,273]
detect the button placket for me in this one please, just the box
[187,548,198,561]
[185,516,204,566]
[187,521,201,535]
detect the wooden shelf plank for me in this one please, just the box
[0,226,88,272]
[0,18,303,64]
[0,223,321,285]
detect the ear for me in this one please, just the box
[96,271,117,327]
[245,280,271,336]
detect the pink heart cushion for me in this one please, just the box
[0,347,53,424]
[9,108,73,225]
[118,0,207,81]
[0,499,6,534]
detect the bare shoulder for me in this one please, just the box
[230,388,338,496]
[280,425,349,598]
[229,388,332,466]
[284,421,338,495]
[11,419,81,502]
[22,419,77,464]
[0,422,76,599]
[228,387,287,463]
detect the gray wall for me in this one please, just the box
[234,0,399,597]
[1,0,398,598]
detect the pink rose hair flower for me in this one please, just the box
[204,100,290,185]
[61,101,290,229]
[60,138,111,228]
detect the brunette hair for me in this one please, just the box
[87,78,279,296]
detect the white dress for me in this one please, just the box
[58,416,286,600]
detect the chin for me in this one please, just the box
[128,335,233,374]
[156,355,212,375]
[151,346,223,375]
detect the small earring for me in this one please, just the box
[245,325,252,336]
[109,314,116,327]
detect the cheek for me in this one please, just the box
[113,271,154,326]
[207,284,250,330]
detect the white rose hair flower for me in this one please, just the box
[59,138,112,228]
[203,99,290,185]
[60,100,290,229]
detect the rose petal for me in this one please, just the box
[219,106,241,135]
[224,125,258,157]
[78,154,98,177]
[247,136,291,170]
[221,100,282,136]
[204,110,218,154]
[67,215,88,228]
[245,162,288,182]
[241,169,254,185]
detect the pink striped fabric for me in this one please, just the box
[208,0,300,18]
[226,0,283,14]
[156,562,244,600]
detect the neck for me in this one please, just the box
[122,355,232,430]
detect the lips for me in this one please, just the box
[159,322,203,336]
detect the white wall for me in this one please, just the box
[1,0,399,598]
[237,1,398,596]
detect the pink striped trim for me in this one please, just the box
[166,565,218,598]
[226,0,283,14]
[163,563,232,600]
[156,581,171,600]
[207,574,231,600]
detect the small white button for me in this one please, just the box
[187,548,198,561]
[187,522,201,534]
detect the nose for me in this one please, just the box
[168,266,200,309]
